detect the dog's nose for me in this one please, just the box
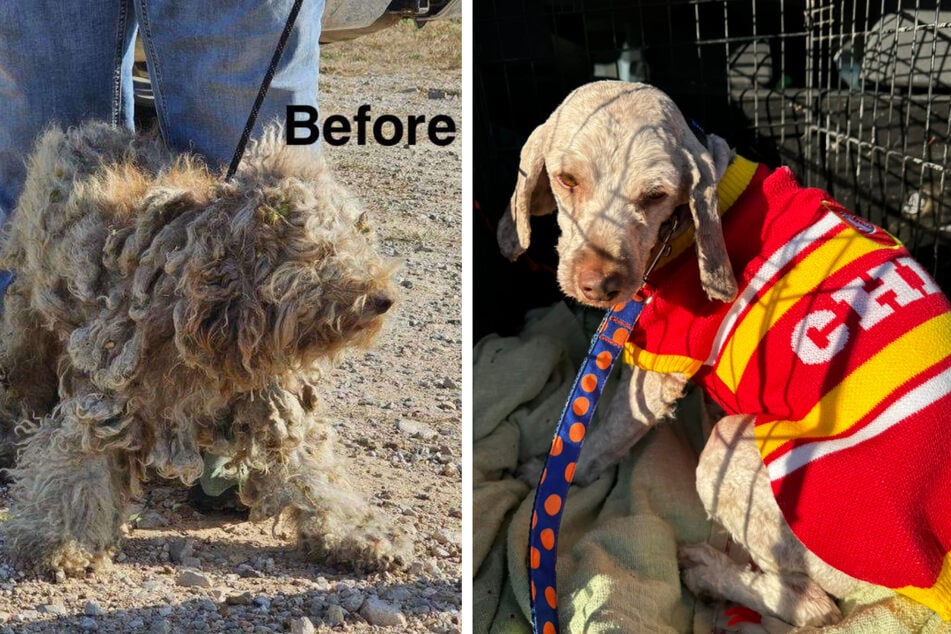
[579,270,623,302]
[368,293,394,315]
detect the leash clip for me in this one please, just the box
[642,215,679,286]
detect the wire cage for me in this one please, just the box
[474,0,951,339]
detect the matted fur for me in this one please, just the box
[0,122,408,576]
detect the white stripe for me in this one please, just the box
[767,364,951,481]
[704,212,842,367]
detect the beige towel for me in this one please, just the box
[473,301,949,633]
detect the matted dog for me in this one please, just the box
[0,122,409,577]
[498,81,951,625]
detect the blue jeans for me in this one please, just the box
[0,0,325,223]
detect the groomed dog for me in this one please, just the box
[0,122,409,577]
[499,81,951,625]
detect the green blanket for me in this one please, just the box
[472,302,950,633]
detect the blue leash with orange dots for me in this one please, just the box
[528,215,679,634]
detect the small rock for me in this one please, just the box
[175,569,211,588]
[339,591,364,613]
[157,606,173,617]
[135,510,168,529]
[84,601,104,616]
[436,376,457,389]
[324,604,346,626]
[53,570,66,584]
[226,592,254,606]
[359,597,407,627]
[148,618,171,634]
[15,610,40,622]
[396,419,437,440]
[252,596,270,612]
[78,616,99,631]
[168,538,194,564]
[236,564,264,578]
[181,556,202,569]
[400,278,413,289]
[207,588,228,603]
[38,602,67,616]
[290,616,316,634]
[142,580,165,594]
[128,618,145,630]
[434,529,456,545]
[384,586,413,602]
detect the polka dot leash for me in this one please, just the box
[527,291,649,634]
[527,216,678,634]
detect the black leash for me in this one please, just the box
[224,0,305,181]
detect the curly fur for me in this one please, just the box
[0,122,408,577]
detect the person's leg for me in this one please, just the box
[0,0,137,221]
[134,0,325,169]
[0,0,136,299]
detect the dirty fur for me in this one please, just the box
[0,122,409,577]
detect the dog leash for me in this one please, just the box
[528,216,679,634]
[224,0,305,182]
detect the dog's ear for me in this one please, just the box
[683,131,738,302]
[171,202,271,388]
[497,119,557,261]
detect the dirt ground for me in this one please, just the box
[0,20,462,634]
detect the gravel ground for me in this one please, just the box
[0,21,462,634]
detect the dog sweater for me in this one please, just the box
[622,156,951,618]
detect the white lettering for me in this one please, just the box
[830,260,924,330]
[791,309,850,365]
[791,257,942,364]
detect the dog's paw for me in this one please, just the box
[297,514,413,573]
[678,542,732,597]
[20,540,114,580]
[781,580,842,628]
[678,543,841,628]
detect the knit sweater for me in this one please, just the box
[622,157,951,618]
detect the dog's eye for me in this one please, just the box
[557,173,579,189]
[644,189,668,202]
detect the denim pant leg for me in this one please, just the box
[0,0,137,221]
[135,0,325,169]
[0,0,137,297]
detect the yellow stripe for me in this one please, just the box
[756,311,951,459]
[717,155,760,213]
[897,551,951,621]
[622,342,703,377]
[715,226,881,391]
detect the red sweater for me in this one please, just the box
[623,157,951,617]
